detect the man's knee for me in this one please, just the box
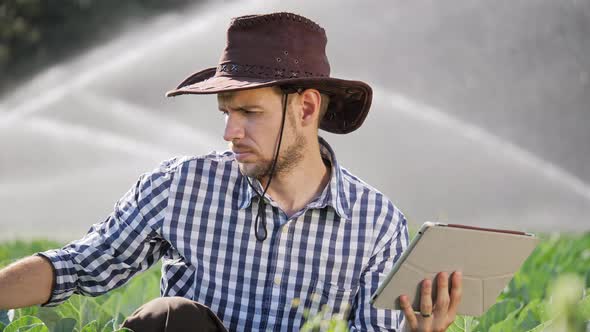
[122,296,227,332]
[142,296,196,315]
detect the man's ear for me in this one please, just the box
[299,89,322,128]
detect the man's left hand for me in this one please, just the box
[399,271,463,332]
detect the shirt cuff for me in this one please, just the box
[34,249,77,307]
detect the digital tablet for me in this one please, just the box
[370,222,539,316]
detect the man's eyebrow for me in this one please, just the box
[218,104,263,111]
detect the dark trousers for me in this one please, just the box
[121,297,228,332]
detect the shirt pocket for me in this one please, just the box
[297,279,356,325]
[315,279,356,316]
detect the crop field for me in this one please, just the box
[1,234,589,332]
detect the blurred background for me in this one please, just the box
[1,0,589,240]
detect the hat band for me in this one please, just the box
[215,62,328,80]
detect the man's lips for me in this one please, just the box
[233,150,253,161]
[231,143,256,161]
[232,149,252,154]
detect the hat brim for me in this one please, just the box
[165,67,372,134]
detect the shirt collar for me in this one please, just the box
[236,136,352,221]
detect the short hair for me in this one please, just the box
[317,93,330,127]
[276,87,330,126]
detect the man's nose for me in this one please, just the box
[223,113,245,142]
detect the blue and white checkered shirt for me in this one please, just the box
[37,137,409,331]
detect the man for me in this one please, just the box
[0,12,461,331]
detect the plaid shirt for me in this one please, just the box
[37,137,409,331]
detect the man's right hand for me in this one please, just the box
[0,256,54,309]
[399,271,463,332]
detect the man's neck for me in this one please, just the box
[259,142,331,218]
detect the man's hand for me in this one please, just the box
[399,271,462,332]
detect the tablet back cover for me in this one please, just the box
[371,224,539,316]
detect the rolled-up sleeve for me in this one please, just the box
[35,163,174,307]
[349,207,410,331]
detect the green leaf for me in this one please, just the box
[80,320,98,332]
[487,306,521,332]
[12,307,38,321]
[577,290,590,319]
[516,308,541,331]
[115,275,159,318]
[34,307,62,331]
[3,316,48,332]
[486,299,545,332]
[524,320,553,332]
[99,318,115,332]
[100,294,122,319]
[52,300,81,328]
[327,318,349,332]
[515,299,545,330]
[53,318,77,332]
[20,325,48,332]
[447,316,478,332]
[474,299,522,332]
[53,296,107,331]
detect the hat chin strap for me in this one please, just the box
[245,90,290,242]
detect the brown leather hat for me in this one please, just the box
[166,12,372,134]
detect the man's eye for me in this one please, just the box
[219,109,256,116]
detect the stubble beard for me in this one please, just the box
[239,133,306,180]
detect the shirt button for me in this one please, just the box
[282,226,289,234]
[274,276,281,286]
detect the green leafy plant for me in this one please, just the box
[1,233,589,331]
[298,233,590,332]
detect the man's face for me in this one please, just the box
[218,87,306,179]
